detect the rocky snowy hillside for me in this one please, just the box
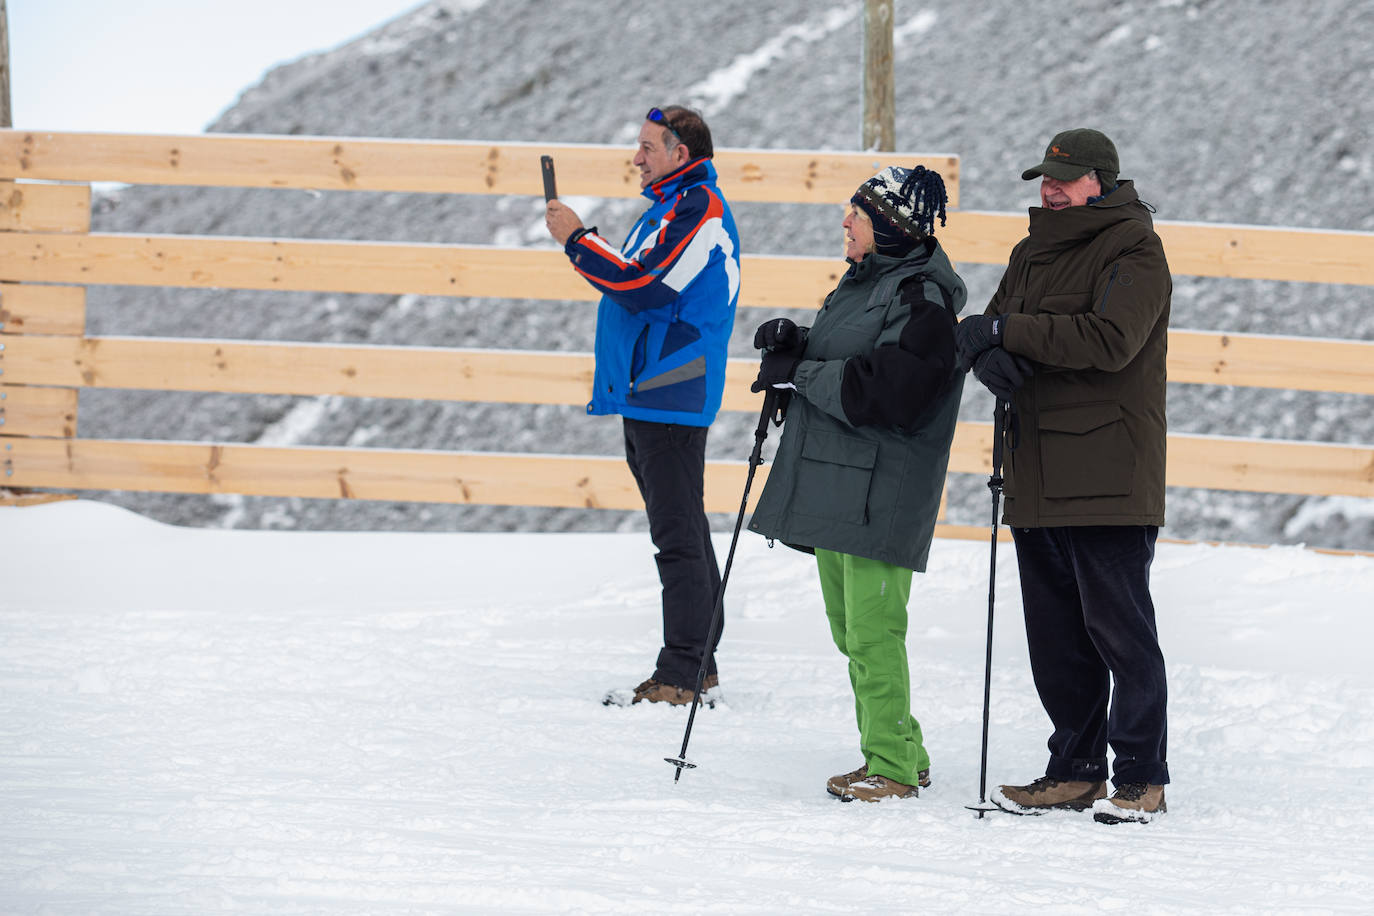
[76,0,1374,548]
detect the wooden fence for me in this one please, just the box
[1,129,1372,535]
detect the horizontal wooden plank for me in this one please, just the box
[0,489,78,507]
[938,211,1028,268]
[1168,330,1374,395]
[0,436,776,513]
[3,336,598,404]
[949,422,1374,497]
[0,131,959,206]
[1166,432,1374,497]
[0,180,91,233]
[0,232,595,299]
[0,232,842,311]
[4,332,1367,408]
[940,211,1374,285]
[931,523,1013,543]
[0,385,78,437]
[5,424,1369,505]
[1156,220,1374,287]
[0,283,86,335]
[4,225,1370,310]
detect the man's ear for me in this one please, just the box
[673,142,692,166]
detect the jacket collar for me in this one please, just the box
[1023,180,1150,262]
[643,158,715,203]
[846,235,939,280]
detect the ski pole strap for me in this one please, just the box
[751,388,780,465]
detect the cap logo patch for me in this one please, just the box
[1049,145,1071,159]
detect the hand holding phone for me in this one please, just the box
[541,155,557,202]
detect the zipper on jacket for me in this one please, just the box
[1095,264,1120,314]
[628,325,650,395]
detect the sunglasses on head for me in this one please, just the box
[646,107,682,143]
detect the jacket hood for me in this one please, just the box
[1023,180,1152,263]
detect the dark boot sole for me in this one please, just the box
[991,798,1099,816]
[1094,803,1166,825]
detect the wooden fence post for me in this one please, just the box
[861,0,895,152]
[0,1,10,129]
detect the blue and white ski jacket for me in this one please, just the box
[566,158,741,426]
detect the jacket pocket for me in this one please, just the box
[627,324,650,394]
[1038,401,1134,498]
[794,430,878,525]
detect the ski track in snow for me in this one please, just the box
[2,501,1374,912]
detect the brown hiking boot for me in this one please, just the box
[839,774,918,803]
[991,776,1107,815]
[827,764,930,797]
[630,674,719,706]
[1092,783,1167,824]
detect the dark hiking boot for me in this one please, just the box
[603,674,720,707]
[1092,783,1167,824]
[839,774,918,803]
[991,776,1107,815]
[827,764,930,797]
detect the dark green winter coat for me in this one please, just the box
[747,237,966,572]
[990,180,1171,527]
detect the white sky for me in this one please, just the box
[9,0,427,134]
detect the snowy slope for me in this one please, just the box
[3,500,1373,911]
[71,0,1374,549]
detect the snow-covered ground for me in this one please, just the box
[3,500,1373,912]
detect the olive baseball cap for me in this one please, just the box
[1021,128,1119,181]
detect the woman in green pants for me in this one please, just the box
[747,165,965,802]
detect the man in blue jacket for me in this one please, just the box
[546,106,741,706]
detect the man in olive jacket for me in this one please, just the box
[955,129,1171,825]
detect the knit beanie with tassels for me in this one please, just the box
[850,164,949,257]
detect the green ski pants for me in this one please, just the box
[816,547,929,785]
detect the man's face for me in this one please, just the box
[633,120,685,189]
[842,205,875,261]
[1039,173,1101,210]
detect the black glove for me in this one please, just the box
[750,349,801,393]
[955,314,1005,371]
[753,317,809,355]
[971,347,1033,401]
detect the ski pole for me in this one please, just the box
[666,387,781,782]
[968,398,1008,817]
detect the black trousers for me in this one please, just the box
[623,418,722,687]
[1011,525,1170,786]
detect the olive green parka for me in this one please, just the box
[990,180,1171,527]
[747,237,965,572]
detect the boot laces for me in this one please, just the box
[1115,782,1148,801]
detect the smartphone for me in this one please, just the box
[540,155,557,202]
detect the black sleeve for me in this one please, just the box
[838,280,959,429]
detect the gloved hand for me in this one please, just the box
[750,348,801,393]
[753,317,809,355]
[955,314,1004,371]
[971,347,1033,402]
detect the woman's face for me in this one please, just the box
[843,205,875,261]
